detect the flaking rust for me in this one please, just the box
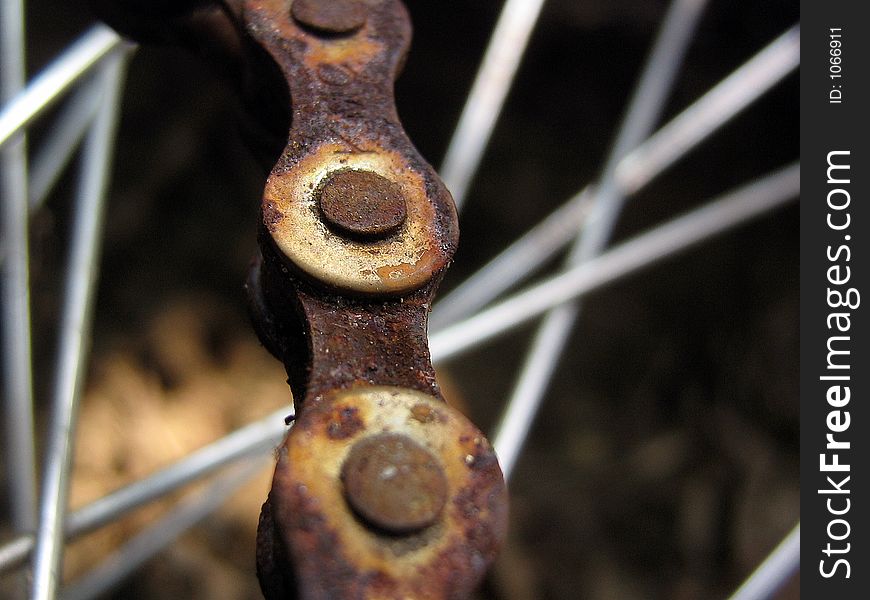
[95,0,508,597]
[258,388,507,600]
[245,1,507,598]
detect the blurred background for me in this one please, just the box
[3,0,798,598]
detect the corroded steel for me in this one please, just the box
[317,170,408,240]
[245,0,458,296]
[291,0,368,34]
[93,1,508,598]
[257,388,507,599]
[341,432,449,534]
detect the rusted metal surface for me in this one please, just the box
[341,432,449,533]
[258,388,507,600]
[291,0,368,34]
[317,170,408,240]
[243,1,507,594]
[93,0,508,597]
[246,0,458,296]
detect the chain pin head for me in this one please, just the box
[317,170,408,240]
[291,0,367,34]
[341,432,448,533]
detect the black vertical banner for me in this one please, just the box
[801,1,869,598]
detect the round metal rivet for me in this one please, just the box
[291,0,367,34]
[341,432,448,533]
[318,170,408,240]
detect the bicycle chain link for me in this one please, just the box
[95,0,508,598]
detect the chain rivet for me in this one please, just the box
[341,432,448,533]
[291,0,367,34]
[317,170,408,240]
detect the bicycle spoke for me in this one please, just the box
[0,408,288,575]
[429,187,593,330]
[728,523,800,600]
[494,0,707,480]
[28,73,104,209]
[1,0,27,100]
[65,410,287,542]
[430,163,799,363]
[617,25,800,196]
[0,536,31,573]
[431,24,799,331]
[31,50,127,600]
[61,459,266,600]
[1,0,38,542]
[439,0,546,210]
[0,24,121,150]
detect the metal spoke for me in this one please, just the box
[0,408,288,575]
[429,186,593,330]
[616,25,800,196]
[728,524,800,600]
[65,410,287,541]
[430,163,799,363]
[431,24,800,331]
[31,50,127,600]
[439,0,546,210]
[0,536,31,574]
[494,0,707,480]
[61,459,267,600]
[1,0,37,540]
[0,24,122,150]
[492,307,575,478]
[28,72,104,209]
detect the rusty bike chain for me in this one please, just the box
[94,0,509,598]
